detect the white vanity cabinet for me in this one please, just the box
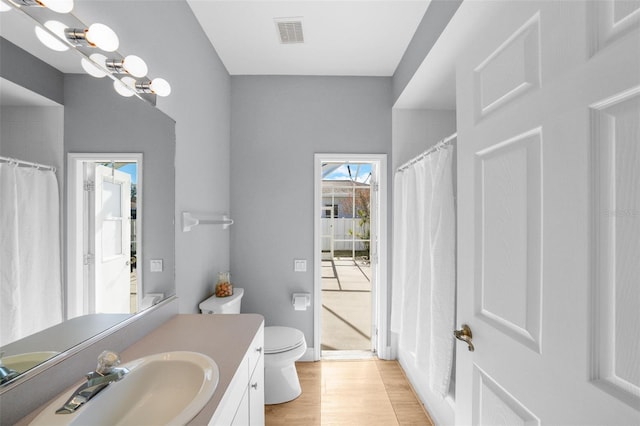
[209,325,264,426]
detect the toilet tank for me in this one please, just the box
[199,288,244,314]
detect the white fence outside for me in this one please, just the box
[321,218,369,253]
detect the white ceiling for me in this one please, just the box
[1,1,432,77]
[0,0,453,106]
[187,0,431,76]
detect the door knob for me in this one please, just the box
[454,324,475,352]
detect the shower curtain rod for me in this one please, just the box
[0,156,56,172]
[396,132,457,172]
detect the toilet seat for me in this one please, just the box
[264,326,305,354]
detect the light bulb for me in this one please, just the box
[122,55,147,78]
[35,20,69,51]
[0,1,12,12]
[81,53,108,78]
[114,77,136,97]
[85,23,119,52]
[150,78,171,97]
[40,0,73,13]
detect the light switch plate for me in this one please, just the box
[294,259,307,272]
[150,259,163,272]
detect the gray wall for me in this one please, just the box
[0,106,64,168]
[0,105,64,194]
[392,108,456,169]
[230,76,392,346]
[163,3,231,314]
[392,0,462,104]
[0,38,63,105]
[64,74,176,297]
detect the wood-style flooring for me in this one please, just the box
[265,359,434,426]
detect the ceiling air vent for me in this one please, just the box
[274,18,304,44]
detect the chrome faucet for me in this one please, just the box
[0,352,19,385]
[56,350,129,414]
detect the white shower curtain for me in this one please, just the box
[391,145,455,397]
[0,164,62,346]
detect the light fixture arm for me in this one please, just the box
[135,81,154,94]
[105,59,126,73]
[9,0,74,13]
[10,0,41,6]
[64,28,90,47]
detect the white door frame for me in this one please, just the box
[313,153,388,360]
[67,153,143,319]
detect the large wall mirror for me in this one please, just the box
[0,5,176,387]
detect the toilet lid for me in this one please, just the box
[264,326,305,354]
[198,288,244,311]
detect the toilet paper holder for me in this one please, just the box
[292,293,311,311]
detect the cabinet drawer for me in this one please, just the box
[208,358,249,426]
[249,353,265,426]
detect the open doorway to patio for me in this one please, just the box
[314,154,388,360]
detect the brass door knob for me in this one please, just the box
[454,324,475,352]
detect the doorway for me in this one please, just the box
[67,153,142,319]
[314,154,388,361]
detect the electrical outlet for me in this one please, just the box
[294,259,307,272]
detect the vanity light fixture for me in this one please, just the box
[65,23,119,52]
[9,0,73,13]
[34,20,70,51]
[8,0,171,100]
[80,53,108,78]
[113,76,137,97]
[105,55,148,78]
[113,77,172,98]
[82,54,148,79]
[135,78,171,97]
[35,21,119,52]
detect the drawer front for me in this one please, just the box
[208,358,249,426]
[249,353,265,426]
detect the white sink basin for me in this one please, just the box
[30,351,219,426]
[2,351,59,373]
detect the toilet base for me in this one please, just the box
[264,362,302,405]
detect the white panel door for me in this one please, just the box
[93,164,131,314]
[455,1,640,425]
[369,161,379,353]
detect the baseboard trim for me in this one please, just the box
[378,346,394,360]
[299,347,315,362]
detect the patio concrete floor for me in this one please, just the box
[321,257,372,354]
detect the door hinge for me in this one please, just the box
[83,253,95,265]
[372,182,379,192]
[84,180,95,192]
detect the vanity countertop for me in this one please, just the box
[17,313,264,426]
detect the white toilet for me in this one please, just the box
[199,289,307,405]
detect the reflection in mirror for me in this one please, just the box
[1,3,176,386]
[66,155,145,319]
[0,79,65,373]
